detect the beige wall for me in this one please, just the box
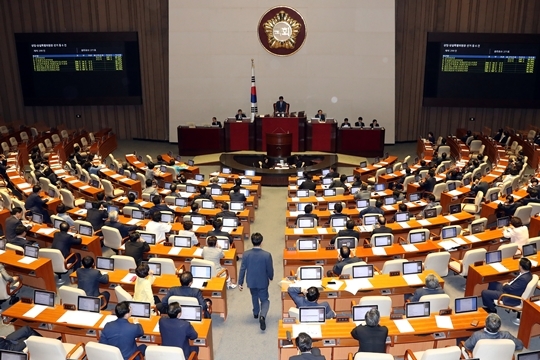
[169,0,395,144]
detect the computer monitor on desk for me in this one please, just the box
[336,237,356,249]
[298,307,326,324]
[471,223,484,234]
[142,261,161,276]
[454,296,478,314]
[517,351,540,360]
[352,305,378,322]
[297,189,309,198]
[297,238,318,251]
[497,216,510,228]
[78,296,101,313]
[324,189,336,197]
[331,217,347,228]
[0,350,28,360]
[96,257,114,272]
[409,193,421,202]
[403,261,422,275]
[449,204,461,214]
[405,301,430,318]
[356,199,368,209]
[522,243,537,257]
[179,305,203,322]
[441,226,457,239]
[299,267,322,281]
[363,215,379,226]
[395,212,410,223]
[409,232,426,244]
[129,301,151,318]
[298,218,315,228]
[485,250,502,264]
[352,264,374,278]
[34,290,55,307]
[373,235,392,247]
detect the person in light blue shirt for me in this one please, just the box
[287,286,336,319]
[56,204,75,227]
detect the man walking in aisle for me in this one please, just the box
[238,232,274,331]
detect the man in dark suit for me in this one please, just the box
[331,220,360,245]
[25,185,51,224]
[296,204,319,226]
[471,179,489,197]
[158,271,209,316]
[371,216,392,235]
[298,173,316,191]
[350,308,388,353]
[238,233,274,331]
[51,221,82,269]
[207,219,233,244]
[328,203,349,225]
[215,202,236,220]
[193,187,213,202]
[409,274,445,302]
[414,160,430,175]
[0,326,43,352]
[10,224,34,248]
[5,207,29,242]
[86,201,108,231]
[235,109,247,120]
[100,301,146,359]
[211,116,222,128]
[289,332,326,360]
[274,96,288,116]
[147,195,172,217]
[359,199,384,217]
[229,186,246,202]
[481,258,533,313]
[329,174,348,191]
[104,211,138,238]
[314,110,325,121]
[76,256,110,306]
[418,170,437,193]
[288,286,336,319]
[124,192,143,211]
[159,302,199,357]
[354,117,365,128]
[332,246,362,276]
[124,233,150,266]
[325,167,339,179]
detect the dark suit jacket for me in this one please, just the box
[207,229,233,244]
[100,318,144,359]
[86,208,108,231]
[51,231,82,258]
[5,216,23,242]
[160,286,208,313]
[371,226,393,236]
[299,180,316,191]
[332,257,363,275]
[239,247,274,289]
[76,268,109,297]
[235,114,247,120]
[25,193,51,223]
[125,202,143,210]
[289,348,325,360]
[419,177,436,193]
[124,241,150,266]
[331,229,361,244]
[472,181,489,195]
[104,220,137,238]
[215,210,236,220]
[329,180,348,191]
[411,287,445,302]
[351,324,388,353]
[325,171,339,179]
[211,121,222,128]
[9,236,32,248]
[148,204,172,217]
[158,317,198,356]
[275,101,288,113]
[502,272,533,306]
[229,192,246,202]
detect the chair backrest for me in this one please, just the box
[498,243,518,259]
[468,217,487,233]
[142,193,152,201]
[0,190,12,209]
[9,137,17,146]
[403,175,415,188]
[114,285,133,302]
[111,255,136,270]
[469,140,482,152]
[423,252,450,277]
[149,258,177,275]
[417,346,461,360]
[381,259,407,274]
[528,236,540,250]
[101,179,115,197]
[85,341,124,360]
[0,270,11,301]
[52,134,61,144]
[191,258,218,277]
[44,138,53,148]
[520,274,540,301]
[38,248,68,273]
[39,177,51,192]
[393,162,402,172]
[514,205,533,225]
[122,206,139,217]
[460,248,487,276]
[169,295,200,307]
[164,196,176,205]
[27,336,69,360]
[58,285,86,305]
[60,129,69,139]
[12,198,26,213]
[484,187,499,202]
[472,339,515,360]
[60,189,75,208]
[145,345,186,360]
[102,226,123,250]
[419,294,450,313]
[48,184,60,198]
[375,168,386,180]
[340,261,367,277]
[6,243,23,253]
[354,352,394,360]
[358,296,392,317]
[335,187,345,195]
[438,145,450,155]
[432,183,447,201]
[74,219,93,234]
[1,142,9,153]
[136,173,146,187]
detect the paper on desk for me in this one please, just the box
[179,192,190,198]
[317,228,328,235]
[139,201,149,206]
[292,324,322,338]
[394,319,415,333]
[360,225,374,233]
[448,190,463,197]
[402,244,418,252]
[451,237,466,245]
[18,257,37,264]
[435,315,454,329]
[37,227,57,235]
[489,263,509,273]
[222,227,234,234]
[464,235,481,243]
[121,274,137,283]
[325,280,343,291]
[316,197,325,201]
[293,228,304,235]
[403,274,423,285]
[487,174,498,178]
[293,280,323,289]
[153,322,160,332]
[371,247,387,256]
[168,247,182,255]
[191,279,206,289]
[210,172,219,176]
[361,167,370,171]
[344,278,373,294]
[399,222,411,229]
[383,205,395,211]
[373,164,382,168]
[438,240,459,251]
[444,215,459,222]
[23,305,47,318]
[192,225,200,232]
[193,248,203,257]
[291,197,300,202]
[80,185,91,190]
[187,180,201,185]
[127,219,139,225]
[116,196,126,201]
[18,183,31,189]
[76,209,87,215]
[530,260,538,267]
[68,180,79,184]
[99,314,118,328]
[111,174,122,179]
[289,211,300,217]
[417,219,432,226]
[289,186,297,190]
[57,310,103,327]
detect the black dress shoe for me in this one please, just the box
[482,306,497,313]
[259,316,266,331]
[254,314,258,319]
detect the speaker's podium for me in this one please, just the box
[266,133,292,158]
[255,116,307,153]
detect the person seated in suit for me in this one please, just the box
[523,188,540,205]
[325,166,339,179]
[332,246,362,276]
[176,220,198,247]
[288,286,336,319]
[76,256,110,307]
[497,195,519,217]
[0,326,43,352]
[207,219,233,245]
[211,116,222,128]
[502,216,529,251]
[208,177,222,190]
[235,109,247,120]
[370,119,380,128]
[124,232,150,266]
[193,186,213,202]
[340,118,351,128]
[328,203,349,225]
[104,211,138,238]
[392,203,409,222]
[148,195,172,217]
[159,302,199,356]
[5,207,30,243]
[144,162,155,182]
[351,308,388,354]
[481,257,532,313]
[146,211,173,243]
[168,183,181,198]
[10,224,35,248]
[229,186,247,202]
[100,301,146,358]
[353,183,371,200]
[155,155,166,166]
[329,174,348,191]
[464,313,523,352]
[471,178,489,196]
[414,160,430,175]
[314,110,325,121]
[423,193,440,211]
[351,174,363,188]
[526,178,540,195]
[124,192,143,211]
[354,116,365,128]
[427,131,436,145]
[289,332,326,360]
[408,274,445,302]
[142,178,158,197]
[51,221,82,269]
[331,220,360,245]
[446,168,463,181]
[299,173,316,191]
[274,96,288,116]
[418,170,437,193]
[493,128,504,142]
[86,201,108,231]
[296,204,319,226]
[215,202,237,220]
[158,271,210,317]
[260,155,275,169]
[56,203,75,227]
[25,185,51,224]
[359,199,384,217]
[185,202,200,217]
[371,216,392,235]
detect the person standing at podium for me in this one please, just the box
[211,117,222,128]
[315,110,325,121]
[235,109,247,120]
[274,96,288,116]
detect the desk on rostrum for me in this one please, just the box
[280,271,444,314]
[277,309,486,359]
[69,270,229,320]
[2,302,214,360]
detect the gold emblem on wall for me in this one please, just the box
[258,6,307,56]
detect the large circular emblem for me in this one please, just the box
[258,6,307,56]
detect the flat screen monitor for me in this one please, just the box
[222,217,237,227]
[85,201,93,209]
[31,213,43,224]
[194,174,204,181]
[185,185,197,193]
[137,155,143,162]
[322,178,332,185]
[424,208,437,219]
[359,161,367,168]
[96,256,114,272]
[486,250,502,264]
[173,236,191,248]
[24,245,39,258]
[210,187,222,196]
[373,235,392,247]
[471,223,484,234]
[297,189,309,198]
[160,212,174,223]
[109,163,115,171]
[363,215,379,226]
[384,197,396,205]
[218,177,228,184]
[34,290,55,307]
[297,238,318,251]
[53,218,63,229]
[141,261,161,276]
[324,189,336,197]
[129,301,151,318]
[347,175,354,183]
[336,237,356,249]
[118,168,125,176]
[0,350,28,360]
[497,216,510,228]
[409,232,426,244]
[490,192,499,202]
[356,199,369,209]
[79,224,93,236]
[178,304,202,322]
[190,215,206,226]
[352,305,378,322]
[463,177,471,186]
[405,301,430,319]
[244,170,255,176]
[297,179,305,186]
[90,179,99,188]
[107,205,119,214]
[352,264,374,278]
[216,238,230,250]
[0,239,5,251]
[374,157,380,163]
[386,167,393,174]
[299,267,322,280]
[220,167,231,175]
[402,261,423,275]
[322,169,330,176]
[132,210,145,220]
[201,200,214,209]
[409,192,421,201]
[175,198,188,207]
[449,204,461,214]
[523,243,537,257]
[298,307,326,323]
[441,226,457,239]
[374,184,385,191]
[328,202,337,211]
[139,232,156,245]
[130,172,138,180]
[78,296,101,313]
[239,188,250,197]
[79,174,87,183]
[297,203,309,212]
[454,296,478,314]
[47,188,56,198]
[331,217,347,228]
[395,212,409,222]
[230,202,244,211]
[298,218,314,228]
[447,182,456,191]
[241,178,252,185]
[506,186,513,196]
[297,170,304,177]
[159,165,167,173]
[163,182,171,190]
[517,351,540,360]
[190,265,211,279]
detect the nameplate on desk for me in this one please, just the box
[336,317,350,323]
[363,244,372,248]
[283,317,296,324]
[513,254,521,260]
[163,242,172,247]
[381,289,391,295]
[327,292,338,298]
[325,246,335,250]
[390,314,403,320]
[21,297,32,304]
[287,247,297,251]
[211,291,222,297]
[194,338,206,346]
[339,274,350,279]
[108,283,118,289]
[38,322,52,330]
[473,261,484,267]
[389,271,400,277]
[63,304,76,310]
[138,335,153,342]
[224,260,233,265]
[323,339,336,346]
[530,295,540,302]
[439,309,452,316]
[315,260,324,266]
[158,288,168,294]
[433,332,446,339]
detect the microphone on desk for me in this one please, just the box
[286,331,291,342]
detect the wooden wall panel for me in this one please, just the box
[396,0,540,142]
[0,0,168,140]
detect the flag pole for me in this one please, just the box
[250,59,258,122]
